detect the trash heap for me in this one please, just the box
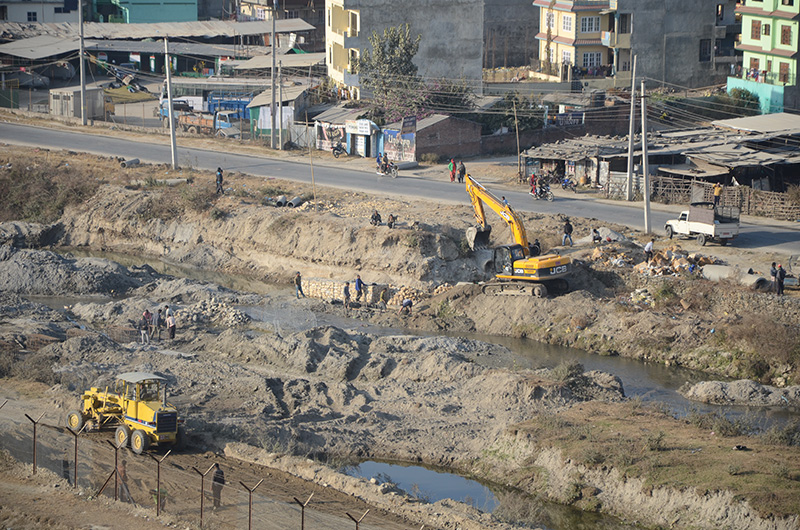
[589,244,719,275]
[633,246,719,276]
[629,288,655,307]
[181,298,251,327]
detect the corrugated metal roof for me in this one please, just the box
[247,84,308,107]
[712,112,800,135]
[314,104,367,124]
[0,19,313,40]
[235,52,325,69]
[0,35,79,60]
[86,40,271,57]
[384,113,451,131]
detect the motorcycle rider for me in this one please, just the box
[381,153,389,174]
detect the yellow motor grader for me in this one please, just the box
[66,372,184,454]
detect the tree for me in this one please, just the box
[356,24,423,123]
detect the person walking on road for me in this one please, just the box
[457,161,466,184]
[216,168,224,195]
[562,219,573,247]
[448,158,456,182]
[212,463,225,509]
[294,272,306,299]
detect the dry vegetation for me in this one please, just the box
[515,400,800,519]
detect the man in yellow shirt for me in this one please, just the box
[713,182,723,206]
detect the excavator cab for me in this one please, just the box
[493,245,525,275]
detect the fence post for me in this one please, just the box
[23,412,45,475]
[66,422,87,488]
[346,509,369,530]
[192,463,215,528]
[239,479,264,530]
[97,439,123,500]
[149,450,171,516]
[292,492,314,530]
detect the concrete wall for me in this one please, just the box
[416,117,482,160]
[484,0,539,68]
[626,0,737,88]
[343,0,484,88]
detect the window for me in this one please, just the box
[583,52,602,67]
[545,12,555,29]
[581,16,600,33]
[562,50,572,64]
[751,20,761,39]
[562,15,572,32]
[781,25,792,45]
[782,0,794,5]
[26,11,37,21]
[285,9,299,18]
[699,39,711,62]
[0,6,6,19]
[764,24,771,36]
[780,62,790,83]
[717,4,724,19]
[619,13,631,33]
[750,57,760,70]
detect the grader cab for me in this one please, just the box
[66,372,184,454]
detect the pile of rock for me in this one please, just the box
[181,298,250,327]
[588,244,638,268]
[634,246,718,276]
[432,284,452,296]
[387,286,427,306]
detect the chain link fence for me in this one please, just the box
[0,409,386,530]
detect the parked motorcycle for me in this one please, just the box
[332,142,346,158]
[561,177,577,193]
[377,161,398,178]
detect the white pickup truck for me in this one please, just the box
[665,202,740,246]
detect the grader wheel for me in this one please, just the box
[66,410,84,432]
[115,425,131,448]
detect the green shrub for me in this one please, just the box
[550,360,584,383]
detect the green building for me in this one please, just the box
[92,0,197,23]
[728,0,799,113]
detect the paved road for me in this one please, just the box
[2,121,798,256]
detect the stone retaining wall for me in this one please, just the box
[304,278,391,304]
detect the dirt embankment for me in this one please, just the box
[51,180,800,387]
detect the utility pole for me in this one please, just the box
[278,60,282,149]
[641,79,651,234]
[625,55,637,201]
[164,38,178,169]
[513,100,521,182]
[78,0,86,126]
[270,0,277,149]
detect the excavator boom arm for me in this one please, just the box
[465,175,529,249]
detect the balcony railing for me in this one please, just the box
[730,67,796,86]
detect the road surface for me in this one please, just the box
[2,121,798,256]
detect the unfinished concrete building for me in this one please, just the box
[484,0,539,68]
[325,0,483,99]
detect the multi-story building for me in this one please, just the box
[239,0,325,51]
[92,0,197,23]
[533,0,738,89]
[728,0,799,113]
[324,0,483,100]
[533,0,611,79]
[0,0,78,23]
[484,0,539,68]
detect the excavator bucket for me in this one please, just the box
[466,225,492,250]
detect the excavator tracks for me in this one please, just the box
[481,279,568,298]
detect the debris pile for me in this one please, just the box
[634,246,719,276]
[432,284,453,296]
[181,298,250,327]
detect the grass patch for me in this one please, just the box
[513,401,800,518]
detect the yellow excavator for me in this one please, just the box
[465,174,571,297]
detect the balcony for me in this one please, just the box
[601,31,630,48]
[730,68,796,86]
[343,70,360,87]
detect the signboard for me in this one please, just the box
[97,52,108,62]
[382,129,416,162]
[555,112,584,126]
[129,53,141,64]
[400,115,417,135]
[317,122,346,150]
[345,119,372,135]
